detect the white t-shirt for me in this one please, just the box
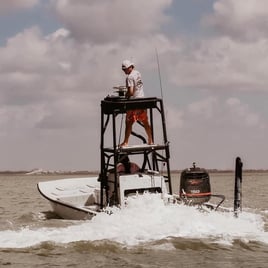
[126,69,144,98]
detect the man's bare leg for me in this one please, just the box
[120,121,133,147]
[143,121,153,145]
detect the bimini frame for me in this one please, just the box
[99,96,172,208]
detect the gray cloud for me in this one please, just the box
[0,0,38,14]
[203,0,268,41]
[160,35,268,92]
[51,0,172,43]
[1,0,268,170]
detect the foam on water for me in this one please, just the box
[0,193,267,248]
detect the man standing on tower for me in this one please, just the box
[120,59,153,147]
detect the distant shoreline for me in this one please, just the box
[0,169,267,175]
[0,171,99,175]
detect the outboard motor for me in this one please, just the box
[180,162,211,205]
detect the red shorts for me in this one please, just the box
[126,109,148,123]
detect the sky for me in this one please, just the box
[0,0,268,171]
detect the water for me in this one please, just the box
[0,172,267,267]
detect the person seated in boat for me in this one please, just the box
[120,59,153,147]
[117,155,140,174]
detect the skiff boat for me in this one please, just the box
[37,89,243,220]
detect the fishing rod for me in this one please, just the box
[155,47,169,179]
[155,47,164,100]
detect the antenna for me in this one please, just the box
[155,47,164,99]
[155,47,166,174]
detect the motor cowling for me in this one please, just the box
[180,163,211,205]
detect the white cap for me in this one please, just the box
[122,59,134,69]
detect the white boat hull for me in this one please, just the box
[37,177,101,220]
[48,199,97,220]
[38,174,168,220]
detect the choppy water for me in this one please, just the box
[0,172,267,267]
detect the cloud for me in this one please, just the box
[0,25,164,135]
[0,105,45,137]
[163,34,268,92]
[169,96,267,169]
[203,0,268,41]
[160,0,268,92]
[35,97,97,130]
[184,96,266,130]
[226,97,265,128]
[0,27,49,75]
[188,97,218,120]
[0,0,38,14]
[1,0,268,170]
[51,0,172,43]
[166,106,184,130]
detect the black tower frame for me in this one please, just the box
[99,96,172,207]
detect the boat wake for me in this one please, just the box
[0,193,267,249]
